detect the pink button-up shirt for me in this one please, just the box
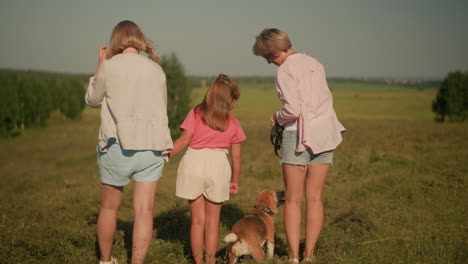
[274,53,345,153]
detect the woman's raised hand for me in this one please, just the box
[98,46,109,64]
[94,46,109,76]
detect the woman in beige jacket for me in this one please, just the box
[86,20,173,264]
[253,28,345,263]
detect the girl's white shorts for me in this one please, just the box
[176,147,231,203]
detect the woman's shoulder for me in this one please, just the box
[108,54,165,74]
[285,53,321,67]
[280,53,323,74]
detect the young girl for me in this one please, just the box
[169,74,246,264]
[85,20,173,264]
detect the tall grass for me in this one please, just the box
[0,82,466,263]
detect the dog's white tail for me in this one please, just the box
[224,233,238,243]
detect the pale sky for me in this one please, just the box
[0,0,467,79]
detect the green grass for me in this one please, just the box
[1,83,466,264]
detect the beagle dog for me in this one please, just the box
[224,189,285,264]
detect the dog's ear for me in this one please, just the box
[254,191,267,208]
[268,190,278,213]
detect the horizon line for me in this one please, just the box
[0,67,445,81]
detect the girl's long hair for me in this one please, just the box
[108,20,160,63]
[197,74,240,132]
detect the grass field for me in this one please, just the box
[0,81,466,264]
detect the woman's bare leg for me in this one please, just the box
[283,164,307,260]
[97,184,124,262]
[303,163,329,259]
[131,181,157,264]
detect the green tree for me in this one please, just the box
[0,69,86,137]
[432,71,468,122]
[16,77,52,128]
[160,53,192,137]
[33,78,53,126]
[0,71,20,136]
[60,78,85,120]
[49,78,85,120]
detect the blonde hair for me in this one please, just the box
[197,74,240,132]
[108,20,160,63]
[252,28,292,58]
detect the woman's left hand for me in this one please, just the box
[271,114,277,127]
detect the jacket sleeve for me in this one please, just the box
[275,68,301,126]
[85,62,107,108]
[162,76,168,107]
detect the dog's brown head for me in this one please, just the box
[254,189,284,214]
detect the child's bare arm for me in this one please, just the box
[230,143,242,195]
[169,130,192,158]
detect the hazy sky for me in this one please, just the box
[1,0,467,79]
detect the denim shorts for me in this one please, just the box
[281,130,334,166]
[97,139,165,186]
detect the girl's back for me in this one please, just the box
[181,108,245,150]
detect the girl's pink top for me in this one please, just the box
[181,108,246,149]
[275,53,346,153]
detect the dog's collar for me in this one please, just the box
[253,205,273,215]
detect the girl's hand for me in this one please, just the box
[229,182,239,195]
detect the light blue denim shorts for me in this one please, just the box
[281,130,334,166]
[97,139,165,186]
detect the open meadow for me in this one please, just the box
[0,81,466,263]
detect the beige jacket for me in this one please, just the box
[85,53,173,152]
[275,53,345,153]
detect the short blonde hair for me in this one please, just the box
[252,28,292,57]
[197,74,240,132]
[109,20,160,63]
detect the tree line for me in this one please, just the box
[0,70,86,137]
[0,54,192,138]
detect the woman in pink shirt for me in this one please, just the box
[169,74,246,264]
[253,28,345,263]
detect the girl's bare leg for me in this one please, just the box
[204,199,222,264]
[189,196,206,264]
